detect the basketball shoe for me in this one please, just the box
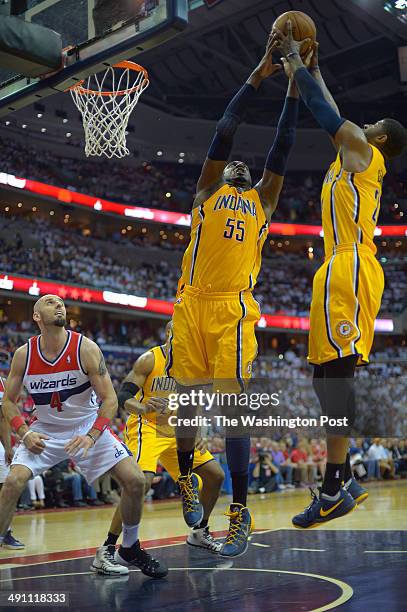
[292,487,356,529]
[115,541,168,578]
[343,478,368,505]
[2,530,25,549]
[91,545,129,576]
[178,472,204,528]
[219,504,253,558]
[187,527,221,553]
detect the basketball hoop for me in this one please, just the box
[69,61,149,159]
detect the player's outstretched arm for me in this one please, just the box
[117,351,157,416]
[308,43,340,151]
[309,43,340,116]
[195,32,281,199]
[254,77,299,220]
[274,22,372,172]
[65,337,117,457]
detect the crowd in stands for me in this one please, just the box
[1,213,406,314]
[1,135,405,223]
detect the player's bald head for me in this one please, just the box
[33,295,66,329]
[33,294,64,313]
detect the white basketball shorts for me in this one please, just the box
[11,428,132,484]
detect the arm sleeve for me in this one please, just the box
[294,67,345,137]
[208,83,258,161]
[265,96,299,176]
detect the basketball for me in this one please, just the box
[273,11,317,58]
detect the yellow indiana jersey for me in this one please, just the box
[321,144,386,257]
[178,184,268,293]
[127,345,176,435]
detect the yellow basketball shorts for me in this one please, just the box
[125,417,214,480]
[308,244,384,366]
[166,286,260,389]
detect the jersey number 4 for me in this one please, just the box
[224,218,245,242]
[50,391,63,412]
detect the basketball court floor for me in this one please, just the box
[1,481,406,611]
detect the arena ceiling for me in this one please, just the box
[139,0,407,127]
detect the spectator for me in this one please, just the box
[59,460,104,507]
[270,441,294,488]
[290,440,318,486]
[250,451,280,493]
[367,438,396,479]
[28,475,45,509]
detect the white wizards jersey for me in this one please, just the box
[23,331,99,438]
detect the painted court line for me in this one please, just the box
[364,550,407,554]
[290,548,326,552]
[251,543,270,548]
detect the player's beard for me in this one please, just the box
[53,315,66,327]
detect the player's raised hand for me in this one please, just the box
[64,434,94,458]
[23,432,49,455]
[254,31,282,80]
[309,41,319,70]
[303,45,315,69]
[273,20,310,61]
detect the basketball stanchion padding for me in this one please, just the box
[69,61,149,159]
[0,16,62,76]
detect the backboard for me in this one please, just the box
[0,0,188,116]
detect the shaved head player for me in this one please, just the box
[274,23,407,528]
[0,295,167,578]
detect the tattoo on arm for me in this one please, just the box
[98,351,107,376]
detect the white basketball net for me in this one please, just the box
[70,63,149,159]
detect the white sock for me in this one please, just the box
[344,478,352,489]
[122,523,139,548]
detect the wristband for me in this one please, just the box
[10,415,25,433]
[92,416,110,432]
[286,51,300,59]
[309,66,320,72]
[22,430,34,442]
[86,432,97,445]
